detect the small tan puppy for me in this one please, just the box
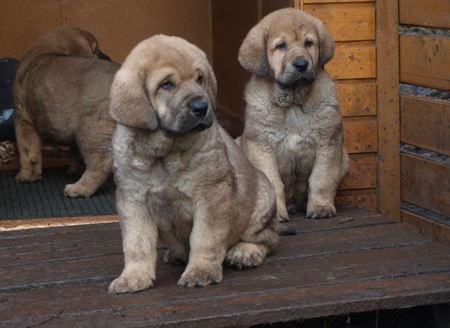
[108,35,282,293]
[13,25,120,197]
[238,8,349,221]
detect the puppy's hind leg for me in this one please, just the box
[226,242,270,269]
[63,123,113,197]
[14,117,43,183]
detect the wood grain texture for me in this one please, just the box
[305,0,374,3]
[343,118,377,153]
[336,188,377,211]
[400,34,450,91]
[401,153,450,218]
[337,80,376,117]
[304,3,375,42]
[339,153,376,190]
[2,209,450,328]
[402,209,450,247]
[399,0,450,29]
[327,42,376,80]
[401,95,450,156]
[376,0,400,221]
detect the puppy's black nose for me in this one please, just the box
[189,100,208,118]
[293,59,308,72]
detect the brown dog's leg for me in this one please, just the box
[108,193,158,294]
[14,120,43,183]
[67,145,84,175]
[226,242,271,269]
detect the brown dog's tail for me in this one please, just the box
[279,224,296,236]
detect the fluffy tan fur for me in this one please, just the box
[13,25,119,197]
[108,35,280,293]
[238,8,349,221]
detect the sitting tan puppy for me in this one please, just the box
[108,35,283,293]
[238,8,349,221]
[13,26,119,197]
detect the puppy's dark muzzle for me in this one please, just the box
[189,99,208,119]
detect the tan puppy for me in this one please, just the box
[108,35,282,293]
[238,8,349,221]
[13,25,120,197]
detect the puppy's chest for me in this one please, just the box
[270,109,321,157]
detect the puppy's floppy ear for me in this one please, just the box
[109,68,158,131]
[316,22,336,69]
[206,68,218,114]
[238,24,269,77]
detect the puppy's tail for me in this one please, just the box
[279,223,296,236]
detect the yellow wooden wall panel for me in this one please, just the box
[401,153,450,218]
[401,95,450,157]
[339,154,376,190]
[304,3,375,42]
[400,34,450,91]
[399,0,450,29]
[327,43,376,80]
[337,81,376,117]
[343,118,377,154]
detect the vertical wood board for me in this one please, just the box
[376,0,401,221]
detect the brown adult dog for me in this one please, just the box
[108,35,284,293]
[13,25,120,197]
[238,8,349,221]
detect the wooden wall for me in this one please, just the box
[397,0,450,245]
[0,0,213,64]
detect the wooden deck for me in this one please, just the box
[1,206,450,327]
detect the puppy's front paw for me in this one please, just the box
[15,170,42,183]
[178,264,222,287]
[108,274,155,294]
[277,210,290,222]
[226,242,269,269]
[64,183,94,198]
[307,204,336,219]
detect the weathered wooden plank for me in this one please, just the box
[2,243,450,327]
[0,156,70,171]
[1,218,413,292]
[336,188,377,211]
[401,153,450,218]
[400,94,450,156]
[328,42,376,80]
[337,80,376,117]
[343,118,377,153]
[304,3,375,42]
[399,0,450,29]
[339,153,376,189]
[377,0,400,221]
[400,34,450,91]
[402,209,450,247]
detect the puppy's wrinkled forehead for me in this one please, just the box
[267,14,318,45]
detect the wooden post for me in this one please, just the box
[376,0,401,221]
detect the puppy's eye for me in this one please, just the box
[276,43,287,50]
[197,75,203,85]
[305,40,313,48]
[160,81,174,91]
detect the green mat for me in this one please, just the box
[0,167,117,220]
